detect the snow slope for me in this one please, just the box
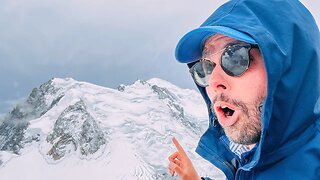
[0,78,224,180]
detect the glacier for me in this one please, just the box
[0,78,224,180]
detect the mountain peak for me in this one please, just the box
[0,78,220,179]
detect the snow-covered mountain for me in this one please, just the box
[0,78,224,180]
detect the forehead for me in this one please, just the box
[203,34,243,51]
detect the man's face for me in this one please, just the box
[203,34,267,145]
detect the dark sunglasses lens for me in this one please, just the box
[221,44,250,76]
[191,60,215,87]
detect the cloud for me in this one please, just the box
[0,0,319,114]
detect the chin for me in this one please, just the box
[225,130,261,145]
[223,122,261,145]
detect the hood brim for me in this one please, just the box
[175,25,257,63]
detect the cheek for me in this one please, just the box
[236,74,267,100]
[255,67,268,96]
[205,87,216,100]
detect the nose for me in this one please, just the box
[207,62,230,93]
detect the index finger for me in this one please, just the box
[172,137,187,157]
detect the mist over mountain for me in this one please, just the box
[0,78,224,180]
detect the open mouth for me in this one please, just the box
[221,106,235,117]
[213,101,240,127]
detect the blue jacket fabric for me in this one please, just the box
[185,0,320,179]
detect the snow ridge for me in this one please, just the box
[0,78,224,180]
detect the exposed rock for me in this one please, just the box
[117,84,126,92]
[0,79,64,154]
[47,100,105,160]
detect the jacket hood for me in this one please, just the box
[178,0,320,176]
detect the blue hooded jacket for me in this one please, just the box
[176,0,320,179]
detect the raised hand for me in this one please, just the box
[168,137,201,180]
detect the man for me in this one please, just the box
[168,0,320,179]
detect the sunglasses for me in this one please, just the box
[189,43,259,87]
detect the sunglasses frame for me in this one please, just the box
[189,43,259,87]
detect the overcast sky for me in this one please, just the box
[0,0,319,115]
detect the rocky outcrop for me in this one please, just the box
[47,100,105,160]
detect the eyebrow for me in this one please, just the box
[202,40,242,57]
[224,40,243,47]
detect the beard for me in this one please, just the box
[211,94,263,145]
